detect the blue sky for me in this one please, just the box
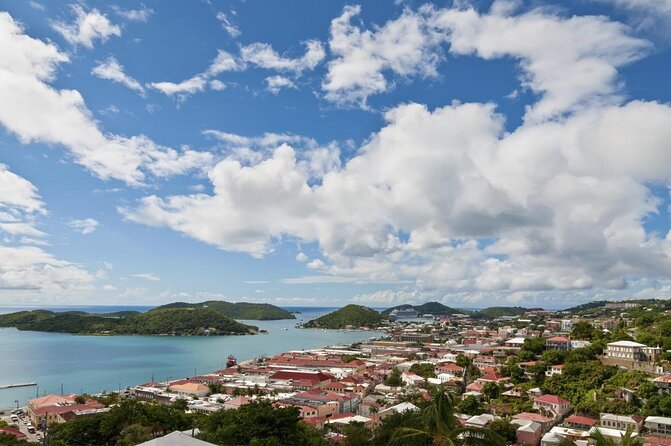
[1,0,671,308]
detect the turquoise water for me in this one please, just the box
[0,307,380,408]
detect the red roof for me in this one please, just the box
[547,336,571,342]
[513,412,553,423]
[644,436,671,446]
[565,415,598,426]
[534,394,570,405]
[0,428,26,439]
[33,402,104,416]
[270,370,333,383]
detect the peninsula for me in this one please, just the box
[0,306,257,336]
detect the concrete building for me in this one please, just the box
[645,416,671,438]
[533,394,572,418]
[599,413,644,433]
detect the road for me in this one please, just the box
[0,408,41,443]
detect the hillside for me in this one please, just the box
[382,301,462,316]
[156,300,295,320]
[0,307,256,336]
[470,306,542,319]
[302,305,389,329]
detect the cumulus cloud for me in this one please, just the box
[0,165,93,294]
[265,75,297,94]
[323,5,442,107]
[240,40,325,73]
[51,5,121,48]
[68,218,99,235]
[0,12,212,185]
[595,0,671,29]
[148,50,241,99]
[91,56,145,94]
[124,97,671,298]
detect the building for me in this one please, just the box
[512,419,543,446]
[646,416,671,438]
[533,394,572,418]
[545,337,571,351]
[545,364,564,377]
[168,382,210,398]
[564,415,598,431]
[136,431,217,446]
[655,375,671,394]
[599,413,644,433]
[604,341,662,362]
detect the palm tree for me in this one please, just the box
[589,426,643,446]
[391,388,505,446]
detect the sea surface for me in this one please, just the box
[0,306,381,408]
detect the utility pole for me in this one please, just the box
[60,383,63,395]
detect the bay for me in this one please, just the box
[0,306,380,408]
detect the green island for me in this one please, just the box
[382,301,462,316]
[0,307,257,336]
[156,300,295,320]
[300,304,389,329]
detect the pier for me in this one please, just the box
[0,382,37,390]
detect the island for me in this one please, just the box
[300,304,389,329]
[155,300,295,320]
[0,307,257,336]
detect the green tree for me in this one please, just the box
[385,367,404,387]
[198,400,327,446]
[482,382,501,401]
[391,389,505,446]
[455,354,471,368]
[341,422,373,446]
[571,321,598,340]
[410,363,437,380]
[457,396,483,416]
[487,419,517,444]
[116,424,154,446]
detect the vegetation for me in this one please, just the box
[0,307,256,336]
[198,400,327,446]
[470,307,539,320]
[390,388,505,445]
[383,302,462,316]
[385,367,405,387]
[301,305,389,329]
[156,300,295,320]
[0,434,30,446]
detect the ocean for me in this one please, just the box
[0,306,380,408]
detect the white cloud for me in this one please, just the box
[91,56,145,94]
[148,50,242,99]
[596,0,671,29]
[265,75,297,94]
[112,5,154,22]
[68,218,99,235]
[29,2,45,11]
[0,12,213,185]
[430,3,649,122]
[0,165,93,294]
[295,252,308,262]
[51,5,121,49]
[323,5,442,106]
[216,11,240,37]
[240,40,325,73]
[132,273,160,281]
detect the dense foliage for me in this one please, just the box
[156,301,295,320]
[0,307,255,336]
[470,307,540,320]
[302,305,389,329]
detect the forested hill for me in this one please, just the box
[302,305,389,329]
[0,307,256,336]
[382,301,462,316]
[470,306,543,319]
[156,300,295,320]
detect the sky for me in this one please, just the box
[1,0,671,309]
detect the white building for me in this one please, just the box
[645,416,671,437]
[603,341,661,362]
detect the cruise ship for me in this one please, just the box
[389,306,419,318]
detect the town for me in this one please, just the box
[3,300,671,445]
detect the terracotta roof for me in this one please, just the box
[547,336,571,342]
[534,394,570,405]
[513,412,553,423]
[0,428,26,439]
[565,415,598,426]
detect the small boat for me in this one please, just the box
[226,354,237,368]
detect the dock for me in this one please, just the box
[0,382,37,390]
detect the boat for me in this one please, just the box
[226,355,237,368]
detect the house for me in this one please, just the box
[603,341,662,365]
[533,394,572,418]
[564,415,598,431]
[513,413,554,431]
[464,414,498,428]
[589,426,639,443]
[545,337,571,351]
[505,337,527,348]
[654,375,671,394]
[168,382,210,398]
[645,416,671,437]
[476,373,509,384]
[473,356,499,371]
[401,371,425,386]
[0,428,26,440]
[27,394,105,427]
[378,402,419,421]
[136,431,217,446]
[545,364,564,377]
[599,413,644,433]
[512,419,542,446]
